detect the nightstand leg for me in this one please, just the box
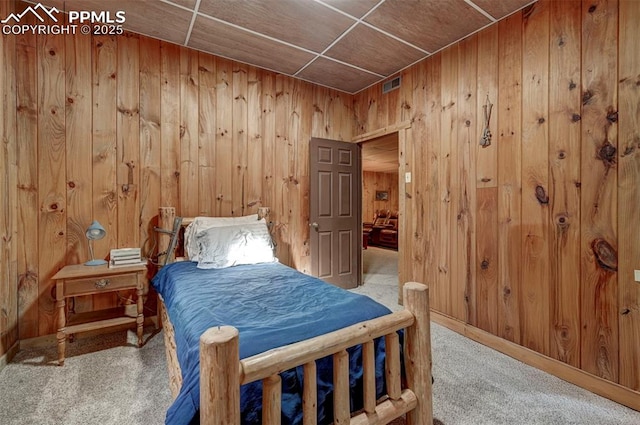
[136,286,144,347]
[56,298,66,366]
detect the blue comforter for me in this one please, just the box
[152,261,393,425]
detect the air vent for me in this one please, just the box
[382,76,401,94]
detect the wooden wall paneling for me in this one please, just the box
[423,55,442,311]
[408,61,427,291]
[215,58,233,216]
[1,0,18,352]
[160,42,180,212]
[139,37,161,257]
[247,66,263,215]
[454,35,477,325]
[398,128,411,291]
[475,23,499,335]
[197,52,216,216]
[15,9,39,340]
[273,75,291,265]
[289,78,303,269]
[295,79,313,273]
[579,0,619,382]
[548,0,582,367]
[117,33,141,250]
[439,45,457,317]
[37,28,66,335]
[616,0,640,391]
[231,63,248,216]
[261,70,275,212]
[64,27,93,315]
[496,13,523,344]
[179,47,200,217]
[520,1,550,356]
[327,91,353,142]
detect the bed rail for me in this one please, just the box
[199,282,432,425]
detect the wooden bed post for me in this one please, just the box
[200,326,241,425]
[158,206,176,264]
[403,282,433,425]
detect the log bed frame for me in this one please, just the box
[156,207,433,425]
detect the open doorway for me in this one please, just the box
[360,133,399,288]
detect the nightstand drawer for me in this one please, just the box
[64,273,139,297]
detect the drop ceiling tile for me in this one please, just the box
[471,0,534,20]
[325,24,424,76]
[365,0,491,52]
[297,57,380,93]
[189,15,316,75]
[163,0,197,9]
[320,0,381,18]
[197,0,355,52]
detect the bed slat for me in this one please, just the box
[384,333,401,400]
[333,350,350,424]
[362,340,376,414]
[262,375,282,425]
[303,362,318,425]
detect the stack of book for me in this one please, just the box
[109,248,146,268]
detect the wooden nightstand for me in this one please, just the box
[51,263,147,366]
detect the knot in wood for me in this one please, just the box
[591,238,618,272]
[535,185,549,205]
[597,142,617,167]
[571,114,581,122]
[481,259,489,270]
[558,150,567,159]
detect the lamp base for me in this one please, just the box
[85,259,107,266]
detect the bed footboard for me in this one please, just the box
[200,282,432,425]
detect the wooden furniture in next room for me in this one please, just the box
[52,263,147,366]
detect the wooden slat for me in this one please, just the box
[302,361,317,425]
[384,332,401,400]
[475,24,499,335]
[332,350,350,425]
[439,45,456,316]
[398,128,411,291]
[37,25,66,336]
[247,66,263,214]
[160,42,180,212]
[117,33,141,250]
[521,1,550,356]
[273,75,291,265]
[197,52,216,216]
[580,0,619,382]
[0,0,18,353]
[423,55,442,311]
[261,70,275,215]
[548,0,582,367]
[92,35,118,311]
[496,12,523,344]
[362,340,376,414]
[139,37,161,258]
[179,47,199,217]
[454,35,477,325]
[617,0,640,391]
[232,63,248,216]
[215,58,233,216]
[262,375,281,425]
[15,8,39,340]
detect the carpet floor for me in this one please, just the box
[1,247,638,424]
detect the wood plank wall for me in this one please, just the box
[353,0,640,392]
[0,1,352,348]
[362,171,399,223]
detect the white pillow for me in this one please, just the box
[196,220,276,269]
[184,214,259,261]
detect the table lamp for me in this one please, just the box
[85,220,107,266]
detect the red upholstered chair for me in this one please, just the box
[363,210,389,248]
[377,211,398,250]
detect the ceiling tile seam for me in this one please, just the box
[359,21,431,55]
[183,0,202,46]
[158,0,195,13]
[464,0,498,21]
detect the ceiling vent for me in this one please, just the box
[382,76,401,94]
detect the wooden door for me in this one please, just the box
[309,138,361,289]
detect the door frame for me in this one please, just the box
[352,120,412,302]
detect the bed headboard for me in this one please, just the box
[156,206,271,266]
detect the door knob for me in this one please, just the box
[310,222,319,230]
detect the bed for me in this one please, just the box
[154,206,433,425]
